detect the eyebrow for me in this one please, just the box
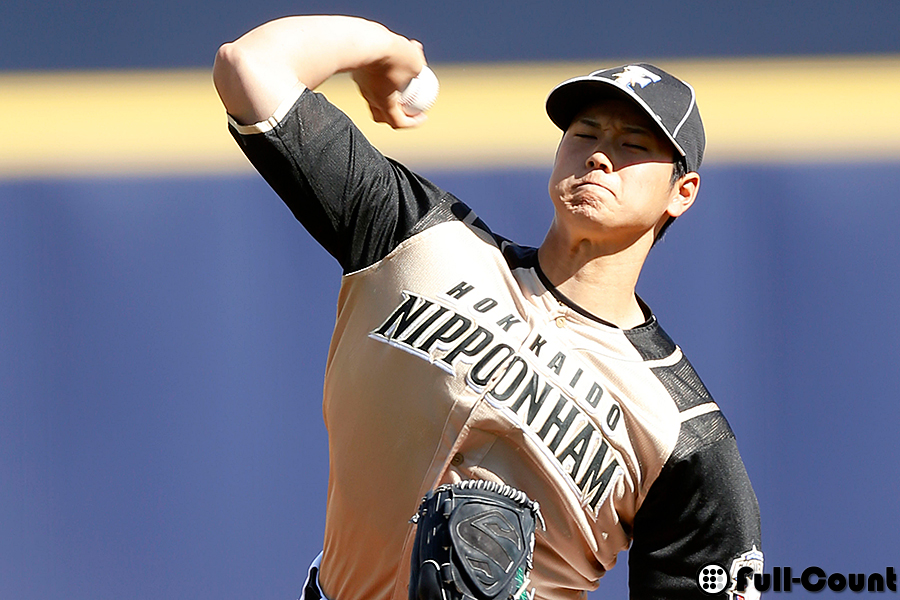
[622,125,653,136]
[574,117,605,130]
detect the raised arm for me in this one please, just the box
[212,15,427,128]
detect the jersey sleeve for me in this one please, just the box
[227,88,454,273]
[628,411,763,599]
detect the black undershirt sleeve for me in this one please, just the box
[629,411,762,599]
[228,89,453,273]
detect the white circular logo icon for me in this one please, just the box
[698,564,729,594]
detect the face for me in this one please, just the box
[547,97,695,246]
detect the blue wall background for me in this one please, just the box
[2,2,900,598]
[2,0,899,69]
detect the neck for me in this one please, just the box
[537,225,654,329]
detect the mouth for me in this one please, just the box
[575,180,614,195]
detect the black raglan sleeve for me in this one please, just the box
[628,411,763,599]
[228,88,454,273]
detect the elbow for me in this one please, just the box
[213,41,265,120]
[212,30,302,124]
[212,41,245,105]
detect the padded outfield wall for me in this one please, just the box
[2,2,900,598]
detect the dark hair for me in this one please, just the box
[653,156,688,244]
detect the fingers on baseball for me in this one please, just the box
[368,101,426,129]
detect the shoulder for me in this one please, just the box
[625,317,721,422]
[622,316,749,501]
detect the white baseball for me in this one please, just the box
[399,65,439,116]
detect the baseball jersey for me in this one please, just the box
[227,87,763,600]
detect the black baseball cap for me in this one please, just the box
[546,63,706,173]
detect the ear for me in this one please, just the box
[666,172,700,218]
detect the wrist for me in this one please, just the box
[351,22,425,90]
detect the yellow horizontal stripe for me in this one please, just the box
[2,55,899,178]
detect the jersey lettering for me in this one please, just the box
[496,315,521,331]
[473,297,498,313]
[370,290,622,514]
[447,281,475,299]
[529,335,547,356]
[548,351,566,374]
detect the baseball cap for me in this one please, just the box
[545,64,705,172]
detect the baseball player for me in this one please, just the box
[213,15,763,600]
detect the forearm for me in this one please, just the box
[213,15,425,126]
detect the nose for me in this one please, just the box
[586,149,613,172]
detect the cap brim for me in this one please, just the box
[545,77,687,160]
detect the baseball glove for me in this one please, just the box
[409,480,545,600]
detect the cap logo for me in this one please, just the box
[609,65,661,90]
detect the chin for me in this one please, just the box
[561,194,608,221]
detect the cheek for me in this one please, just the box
[547,159,573,200]
[547,167,561,201]
[627,166,675,203]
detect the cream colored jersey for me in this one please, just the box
[228,88,762,600]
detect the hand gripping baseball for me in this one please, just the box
[350,37,430,128]
[399,65,439,115]
[409,481,545,600]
